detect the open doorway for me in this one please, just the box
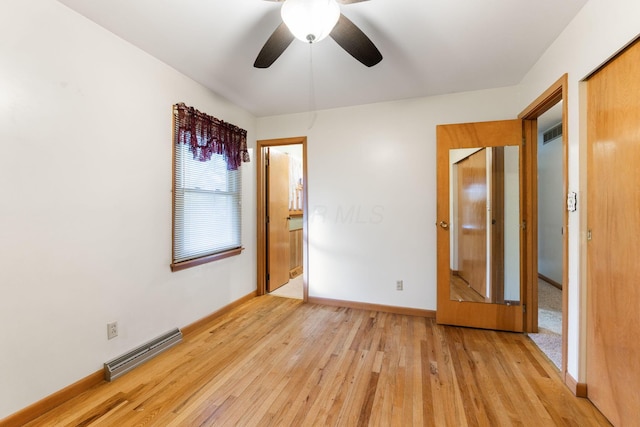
[530,102,564,369]
[256,137,308,301]
[519,75,568,377]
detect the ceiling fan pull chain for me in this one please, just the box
[308,43,318,130]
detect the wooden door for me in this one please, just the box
[490,147,505,303]
[437,119,524,332]
[456,150,488,299]
[586,39,640,426]
[267,148,290,292]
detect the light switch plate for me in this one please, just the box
[567,192,577,212]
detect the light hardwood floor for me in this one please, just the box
[449,272,485,303]
[25,296,609,426]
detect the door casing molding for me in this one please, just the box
[256,136,308,301]
[518,73,569,384]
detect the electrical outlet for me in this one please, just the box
[107,322,118,340]
[396,280,403,291]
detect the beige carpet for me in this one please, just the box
[528,278,562,369]
[269,275,303,299]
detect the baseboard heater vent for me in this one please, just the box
[104,328,182,381]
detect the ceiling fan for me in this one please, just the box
[254,0,383,68]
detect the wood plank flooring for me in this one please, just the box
[449,272,486,303]
[25,296,610,426]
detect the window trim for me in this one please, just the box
[170,247,244,272]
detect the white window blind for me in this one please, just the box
[172,136,242,266]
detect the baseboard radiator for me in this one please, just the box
[104,328,182,381]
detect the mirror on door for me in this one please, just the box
[449,146,520,305]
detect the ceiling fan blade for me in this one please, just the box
[330,13,382,67]
[254,22,295,68]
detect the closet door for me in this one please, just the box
[586,38,640,426]
[456,150,488,300]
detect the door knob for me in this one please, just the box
[438,221,449,230]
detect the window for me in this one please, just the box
[171,103,249,271]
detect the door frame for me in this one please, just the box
[518,74,569,380]
[256,136,308,301]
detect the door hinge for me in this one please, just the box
[266,215,270,224]
[521,220,526,230]
[267,273,270,282]
[522,136,526,146]
[587,229,592,241]
[523,304,526,313]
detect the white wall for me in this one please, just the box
[517,0,640,381]
[258,88,521,310]
[537,131,563,284]
[0,0,256,418]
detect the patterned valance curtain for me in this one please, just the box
[174,103,250,170]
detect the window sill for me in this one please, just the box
[171,247,243,272]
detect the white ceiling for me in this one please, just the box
[56,0,587,117]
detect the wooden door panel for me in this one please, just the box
[457,150,488,299]
[267,149,290,292]
[490,147,505,303]
[436,119,524,332]
[586,39,640,426]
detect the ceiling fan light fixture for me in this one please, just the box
[281,0,340,44]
